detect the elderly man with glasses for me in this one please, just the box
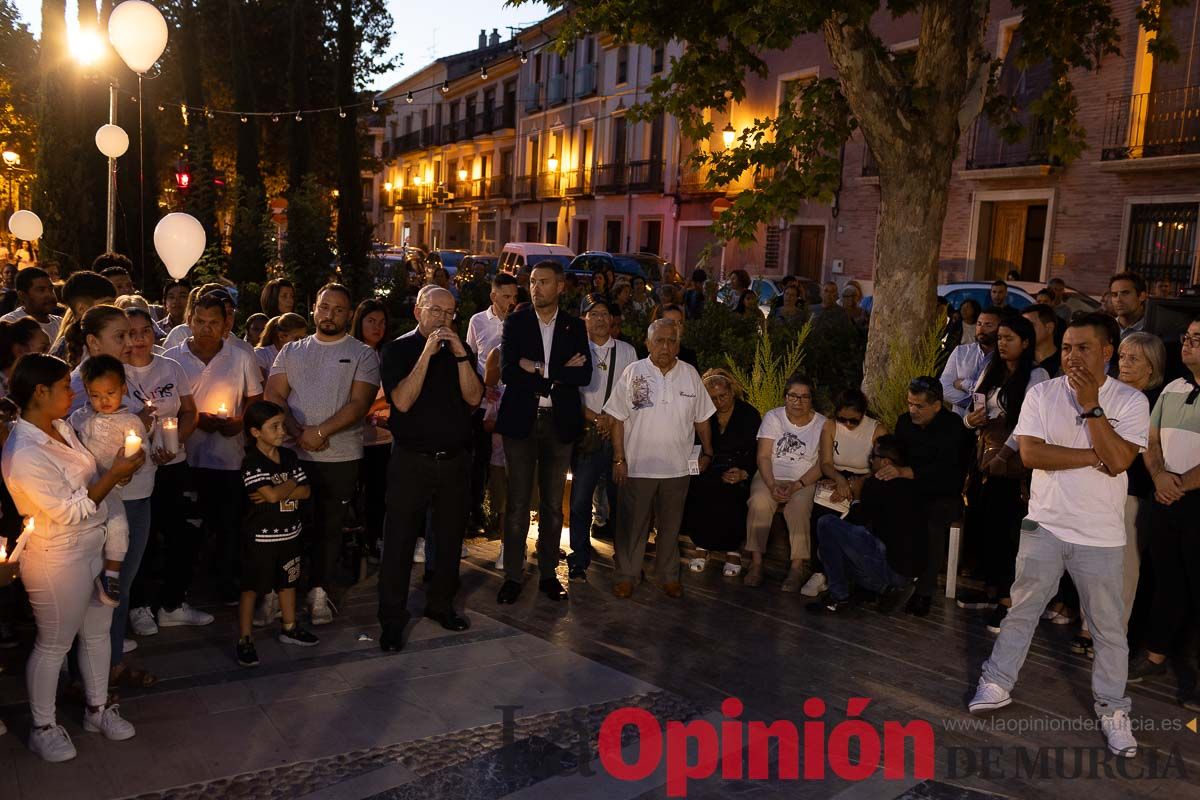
[376,287,483,652]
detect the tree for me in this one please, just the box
[0,0,38,216]
[282,173,333,302]
[529,0,1188,398]
[226,0,267,284]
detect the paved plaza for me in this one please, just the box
[1,532,1199,800]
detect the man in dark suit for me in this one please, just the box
[496,260,592,603]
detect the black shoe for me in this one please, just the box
[985,605,1008,634]
[278,624,320,647]
[905,594,932,617]
[425,609,471,631]
[877,580,917,615]
[496,580,522,605]
[236,637,259,667]
[591,523,612,541]
[806,592,850,614]
[955,588,997,610]
[379,622,405,652]
[539,578,568,601]
[568,566,588,583]
[1127,652,1168,683]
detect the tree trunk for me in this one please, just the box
[334,0,368,297]
[287,0,311,191]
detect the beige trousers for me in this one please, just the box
[746,473,816,561]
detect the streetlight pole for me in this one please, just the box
[107,82,118,253]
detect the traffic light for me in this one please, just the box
[175,159,191,190]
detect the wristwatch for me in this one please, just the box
[1078,406,1105,420]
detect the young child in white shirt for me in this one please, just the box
[69,355,154,607]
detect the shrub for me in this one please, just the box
[869,318,945,432]
[725,322,811,416]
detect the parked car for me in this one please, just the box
[860,280,1100,316]
[499,243,576,275]
[716,276,823,316]
[566,252,666,283]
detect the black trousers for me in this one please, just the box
[976,475,1024,598]
[304,459,360,590]
[1145,491,1200,655]
[502,412,573,583]
[469,409,490,522]
[193,467,244,595]
[377,447,468,626]
[146,461,202,611]
[361,443,391,545]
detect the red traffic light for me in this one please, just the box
[176,170,191,189]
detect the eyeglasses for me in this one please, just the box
[1182,335,1200,348]
[785,392,812,402]
[420,306,456,320]
[836,415,862,426]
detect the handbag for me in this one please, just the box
[975,414,1026,480]
[576,349,618,455]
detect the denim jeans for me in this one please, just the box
[982,520,1130,716]
[111,497,152,667]
[816,515,907,602]
[567,440,612,570]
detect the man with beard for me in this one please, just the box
[265,284,380,625]
[0,266,62,341]
[1109,272,1149,340]
[941,306,1001,417]
[495,261,591,604]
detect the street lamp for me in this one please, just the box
[72,28,106,66]
[722,122,736,148]
[2,151,18,168]
[547,153,559,172]
[457,168,469,182]
[383,181,393,192]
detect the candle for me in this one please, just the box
[124,430,142,458]
[160,416,179,453]
[217,402,229,418]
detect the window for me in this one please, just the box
[1125,203,1199,287]
[652,46,665,74]
[613,116,628,164]
[585,37,596,65]
[639,220,662,254]
[546,220,558,244]
[605,219,623,252]
[524,222,538,242]
[778,73,816,113]
[616,46,629,84]
[575,219,589,251]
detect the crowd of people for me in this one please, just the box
[0,249,1195,767]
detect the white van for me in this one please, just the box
[498,243,576,274]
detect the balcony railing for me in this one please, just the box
[594,162,628,194]
[576,64,598,98]
[497,105,516,130]
[525,83,544,112]
[560,168,590,196]
[538,171,562,198]
[481,174,513,199]
[1103,85,1200,161]
[965,112,1052,170]
[478,108,496,135]
[548,74,567,107]
[397,187,423,207]
[628,158,664,192]
[514,175,537,201]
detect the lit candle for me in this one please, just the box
[217,402,229,418]
[160,416,179,453]
[124,430,142,458]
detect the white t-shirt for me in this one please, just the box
[0,306,62,342]
[125,355,193,465]
[466,307,504,373]
[603,358,716,479]
[1013,375,1150,547]
[163,339,264,471]
[69,405,156,500]
[162,323,191,351]
[757,408,826,481]
[254,344,277,376]
[69,357,145,417]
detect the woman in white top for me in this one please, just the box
[1,354,144,762]
[352,300,392,558]
[254,312,308,379]
[962,315,1049,629]
[63,305,143,417]
[745,375,827,592]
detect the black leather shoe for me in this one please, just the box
[568,566,588,583]
[539,578,568,601]
[379,623,405,652]
[496,580,522,605]
[425,610,471,632]
[905,594,932,617]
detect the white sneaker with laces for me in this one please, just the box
[308,587,335,626]
[1101,710,1138,757]
[157,603,215,627]
[494,543,505,570]
[253,591,281,628]
[413,537,426,563]
[29,724,77,762]
[84,704,136,741]
[129,607,158,637]
[123,638,137,654]
[967,680,1012,714]
[800,572,828,597]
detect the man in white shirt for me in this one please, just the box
[465,273,519,533]
[940,306,1000,416]
[265,284,379,625]
[163,294,264,605]
[568,295,637,582]
[0,266,62,341]
[969,314,1150,759]
[605,319,715,599]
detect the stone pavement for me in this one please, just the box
[0,531,1198,799]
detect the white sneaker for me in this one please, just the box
[1101,709,1138,758]
[123,638,137,654]
[129,607,158,636]
[29,724,77,762]
[687,557,707,572]
[413,538,426,563]
[494,543,505,570]
[800,572,828,597]
[253,591,281,628]
[157,603,215,627]
[83,704,136,741]
[967,680,1012,714]
[308,587,335,626]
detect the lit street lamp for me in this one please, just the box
[722,122,736,149]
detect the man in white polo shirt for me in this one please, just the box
[164,294,264,605]
[969,313,1149,759]
[604,318,714,600]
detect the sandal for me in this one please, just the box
[688,557,707,573]
[1070,635,1094,659]
[109,665,157,690]
[744,563,764,587]
[723,562,742,578]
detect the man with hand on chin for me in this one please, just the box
[968,313,1149,760]
[377,287,482,652]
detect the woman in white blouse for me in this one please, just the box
[1,354,144,762]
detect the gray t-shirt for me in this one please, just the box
[270,334,381,463]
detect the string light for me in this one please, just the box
[519,49,528,64]
[338,108,347,118]
[295,112,303,122]
[157,104,165,111]
[371,100,379,112]
[440,81,449,94]
[240,115,248,123]
[271,114,280,123]
[406,91,413,104]
[205,108,214,119]
[480,66,488,80]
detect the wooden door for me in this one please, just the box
[788,225,824,280]
[988,202,1028,278]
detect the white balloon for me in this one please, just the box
[8,210,43,241]
[153,213,206,279]
[108,1,169,74]
[95,124,130,158]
